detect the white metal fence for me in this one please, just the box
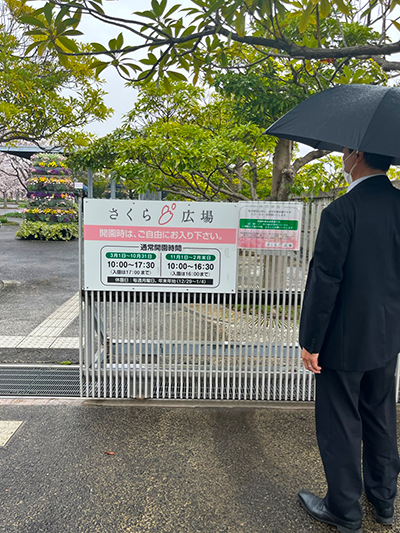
[79,201,326,400]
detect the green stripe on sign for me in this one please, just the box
[239,219,298,230]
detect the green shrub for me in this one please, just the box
[16,220,79,241]
[0,215,19,226]
[4,212,25,218]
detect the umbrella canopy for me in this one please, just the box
[265,84,400,165]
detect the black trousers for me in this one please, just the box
[315,356,400,522]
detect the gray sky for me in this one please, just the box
[80,0,194,137]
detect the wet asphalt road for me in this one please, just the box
[1,401,399,533]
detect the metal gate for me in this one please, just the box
[79,201,331,400]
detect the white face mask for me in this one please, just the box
[342,151,358,185]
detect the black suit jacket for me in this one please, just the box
[299,175,400,371]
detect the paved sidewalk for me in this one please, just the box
[0,399,399,533]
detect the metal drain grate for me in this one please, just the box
[0,367,81,397]
[153,377,315,401]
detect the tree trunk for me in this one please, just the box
[2,192,7,208]
[270,138,294,201]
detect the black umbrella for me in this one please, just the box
[265,84,400,165]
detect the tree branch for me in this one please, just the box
[292,149,330,173]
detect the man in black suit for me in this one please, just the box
[298,148,400,533]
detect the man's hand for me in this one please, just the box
[301,348,322,374]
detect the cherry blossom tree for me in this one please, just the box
[0,153,29,207]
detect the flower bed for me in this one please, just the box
[17,153,78,241]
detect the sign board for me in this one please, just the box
[83,199,238,292]
[238,202,303,250]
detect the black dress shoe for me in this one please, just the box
[298,490,363,533]
[374,505,394,525]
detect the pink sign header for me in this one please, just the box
[84,225,237,244]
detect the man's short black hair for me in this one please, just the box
[349,149,393,172]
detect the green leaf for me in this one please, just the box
[391,19,400,30]
[160,0,168,15]
[25,41,39,55]
[62,18,82,28]
[319,0,331,17]
[140,53,158,65]
[43,3,53,25]
[92,42,109,53]
[58,53,71,68]
[151,0,162,17]
[163,76,172,92]
[299,0,315,33]
[165,4,180,17]
[55,6,70,24]
[57,36,80,53]
[88,1,105,15]
[135,9,157,20]
[25,29,46,37]
[92,61,109,75]
[20,16,46,28]
[181,25,196,37]
[235,12,246,36]
[115,32,124,49]
[333,0,350,15]
[167,70,187,81]
[119,65,130,76]
[37,41,49,56]
[62,30,84,37]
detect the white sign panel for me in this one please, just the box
[84,199,238,292]
[238,202,303,251]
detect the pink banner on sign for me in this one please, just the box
[84,225,237,244]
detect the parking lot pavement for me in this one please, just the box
[0,225,79,364]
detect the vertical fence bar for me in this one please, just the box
[255,252,264,400]
[221,294,227,399]
[109,290,113,398]
[232,249,241,399]
[102,291,107,398]
[168,294,173,399]
[203,298,209,399]
[156,293,161,399]
[127,292,131,398]
[198,296,203,399]
[143,293,148,399]
[78,198,84,398]
[267,254,276,400]
[226,294,233,400]
[96,291,101,398]
[132,292,137,399]
[162,293,167,399]
[137,292,142,398]
[214,297,220,399]
[174,294,179,399]
[90,291,95,397]
[121,292,125,398]
[186,296,191,399]
[279,254,288,400]
[237,251,245,399]
[209,298,214,398]
[150,293,155,399]
[261,253,270,400]
[286,251,295,401]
